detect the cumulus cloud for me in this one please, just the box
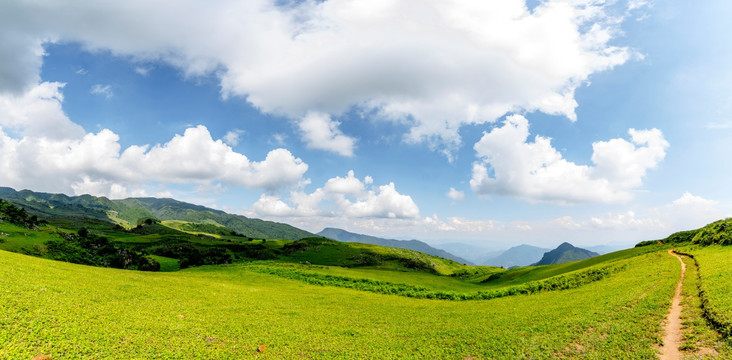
[222,129,244,146]
[252,170,419,219]
[0,83,309,198]
[0,0,634,155]
[0,125,308,197]
[0,82,85,139]
[447,187,465,201]
[298,112,355,156]
[470,115,669,204]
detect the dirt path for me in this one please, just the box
[659,249,686,360]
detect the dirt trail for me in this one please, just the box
[659,249,686,360]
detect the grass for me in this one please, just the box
[266,262,497,292]
[481,244,668,287]
[280,237,492,276]
[678,245,732,338]
[149,255,181,272]
[0,222,60,254]
[677,255,732,358]
[245,261,625,300]
[0,248,681,359]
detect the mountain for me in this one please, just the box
[533,242,599,265]
[433,242,502,264]
[317,227,473,265]
[0,187,312,240]
[479,244,550,268]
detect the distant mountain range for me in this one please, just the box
[533,242,599,265]
[317,228,473,265]
[0,187,313,240]
[479,244,551,268]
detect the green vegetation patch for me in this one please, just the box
[244,261,626,301]
[280,237,485,276]
[149,255,181,272]
[0,249,679,359]
[692,218,732,246]
[482,245,665,287]
[678,245,732,338]
[677,255,732,356]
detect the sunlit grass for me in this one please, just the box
[0,249,679,359]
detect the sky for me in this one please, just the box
[1,0,731,250]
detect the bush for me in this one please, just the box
[692,218,732,246]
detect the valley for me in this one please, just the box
[1,189,731,359]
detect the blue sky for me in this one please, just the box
[1,0,730,249]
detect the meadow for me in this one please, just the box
[1,248,680,359]
[678,245,732,338]
[2,195,731,358]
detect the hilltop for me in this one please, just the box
[533,242,599,265]
[0,187,312,240]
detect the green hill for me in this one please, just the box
[3,242,722,359]
[533,242,598,265]
[0,187,312,240]
[3,189,732,358]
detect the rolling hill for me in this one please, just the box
[0,187,312,240]
[2,190,731,358]
[533,242,599,265]
[317,227,472,265]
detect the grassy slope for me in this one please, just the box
[483,245,668,287]
[1,249,679,359]
[677,255,732,357]
[0,222,60,254]
[280,237,490,276]
[0,188,313,240]
[679,244,732,338]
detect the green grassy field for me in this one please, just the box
[677,255,732,357]
[679,245,732,339]
[0,222,59,254]
[1,248,682,359]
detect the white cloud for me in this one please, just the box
[447,187,465,201]
[627,0,650,11]
[0,0,633,156]
[672,192,718,207]
[589,211,655,229]
[90,84,113,98]
[0,84,309,197]
[270,133,287,146]
[118,126,308,191]
[663,192,725,231]
[298,112,355,156]
[251,170,419,219]
[254,191,726,249]
[222,129,244,146]
[470,115,668,204]
[0,124,309,197]
[0,82,85,140]
[134,66,151,76]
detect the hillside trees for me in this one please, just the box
[0,199,45,229]
[46,227,160,271]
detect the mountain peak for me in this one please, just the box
[533,242,598,266]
